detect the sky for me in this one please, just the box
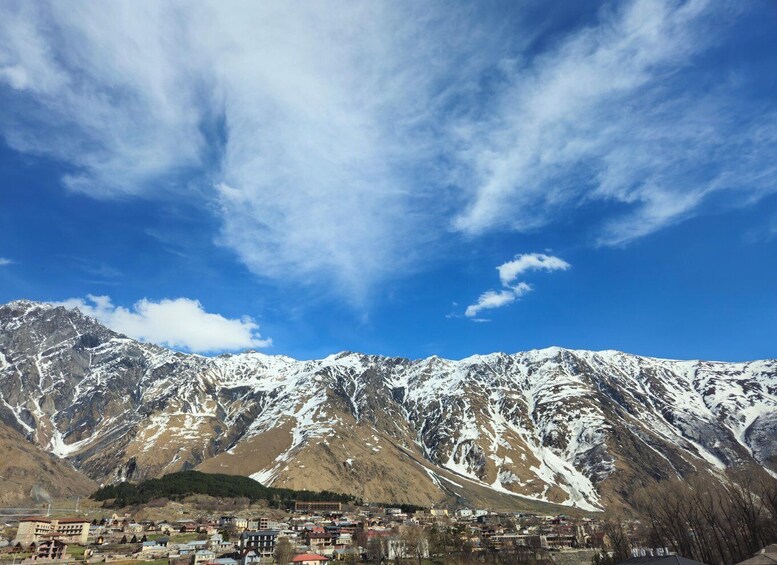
[0,0,776,361]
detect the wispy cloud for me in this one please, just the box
[451,0,777,245]
[465,254,569,319]
[0,2,498,300]
[0,258,12,266]
[1,1,775,301]
[55,295,271,353]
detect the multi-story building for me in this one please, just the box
[294,501,342,514]
[33,539,68,560]
[15,517,90,545]
[247,517,269,530]
[239,530,279,557]
[305,532,337,553]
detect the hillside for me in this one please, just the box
[0,300,775,511]
[0,420,96,505]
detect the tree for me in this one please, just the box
[399,525,427,565]
[366,537,385,565]
[591,551,615,565]
[274,536,293,565]
[633,470,777,565]
[601,517,631,564]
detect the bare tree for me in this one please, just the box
[274,536,293,565]
[633,470,777,565]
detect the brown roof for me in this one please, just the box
[55,518,90,524]
[19,516,52,523]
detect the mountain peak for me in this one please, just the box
[0,298,775,512]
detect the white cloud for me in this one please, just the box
[55,295,271,353]
[497,253,571,286]
[465,253,570,318]
[1,1,775,299]
[0,258,12,266]
[451,0,777,245]
[465,283,532,318]
[0,2,500,299]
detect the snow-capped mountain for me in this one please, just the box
[1,300,775,511]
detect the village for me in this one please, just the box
[0,500,640,565]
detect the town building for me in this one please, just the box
[15,517,90,545]
[30,539,68,561]
[294,502,342,514]
[239,530,279,557]
[292,553,329,565]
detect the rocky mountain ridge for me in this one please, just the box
[1,300,775,511]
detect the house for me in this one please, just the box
[208,534,235,553]
[108,513,131,530]
[177,521,199,533]
[125,522,144,533]
[332,548,360,561]
[210,559,239,565]
[233,519,248,531]
[240,549,262,565]
[193,549,216,565]
[141,537,169,555]
[292,553,329,565]
[304,532,336,553]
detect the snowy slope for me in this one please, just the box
[0,300,775,510]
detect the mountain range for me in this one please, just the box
[0,300,775,511]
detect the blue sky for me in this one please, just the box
[1,0,776,361]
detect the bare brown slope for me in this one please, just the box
[0,422,97,505]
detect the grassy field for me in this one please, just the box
[0,553,31,562]
[68,545,87,557]
[167,533,202,543]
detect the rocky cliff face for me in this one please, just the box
[1,300,775,511]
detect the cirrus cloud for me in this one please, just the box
[1,1,775,302]
[55,295,271,353]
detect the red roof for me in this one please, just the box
[292,554,328,562]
